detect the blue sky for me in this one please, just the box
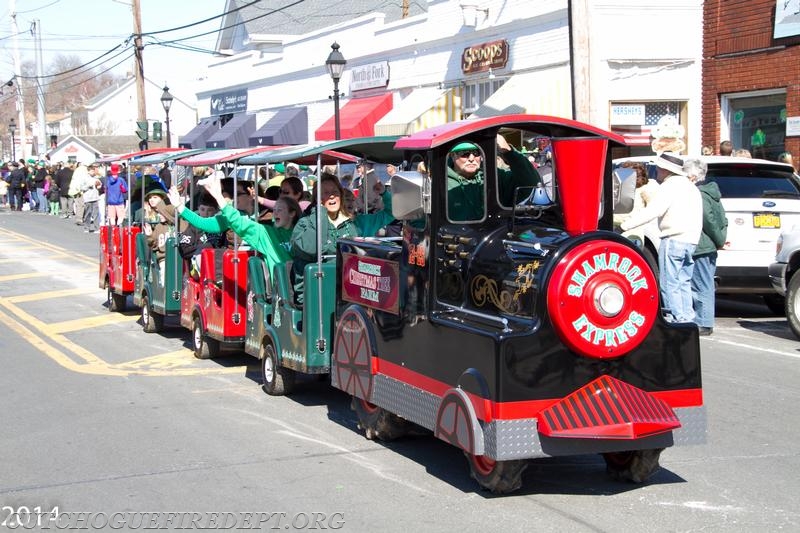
[0,0,226,89]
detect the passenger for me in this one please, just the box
[144,201,175,286]
[250,176,310,212]
[447,135,540,221]
[172,192,228,279]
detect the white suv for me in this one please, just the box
[613,156,800,312]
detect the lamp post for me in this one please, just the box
[325,42,346,140]
[160,84,174,148]
[8,118,16,161]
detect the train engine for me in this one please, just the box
[332,115,704,493]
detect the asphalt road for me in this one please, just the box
[0,208,798,532]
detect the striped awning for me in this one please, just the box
[470,65,572,119]
[374,87,462,136]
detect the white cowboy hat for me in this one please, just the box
[652,152,686,176]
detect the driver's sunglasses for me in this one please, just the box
[455,149,481,159]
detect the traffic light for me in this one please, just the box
[136,120,149,141]
[152,121,163,142]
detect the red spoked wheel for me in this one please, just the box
[351,397,411,441]
[547,240,659,359]
[333,309,374,400]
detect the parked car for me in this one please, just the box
[613,155,800,313]
[768,227,800,337]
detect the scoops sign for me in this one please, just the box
[341,253,400,314]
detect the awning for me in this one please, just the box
[374,88,462,136]
[314,93,393,141]
[206,113,256,149]
[249,107,308,146]
[178,117,221,149]
[470,65,573,119]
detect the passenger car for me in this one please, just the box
[613,155,800,312]
[768,227,800,337]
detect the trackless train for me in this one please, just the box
[98,115,705,493]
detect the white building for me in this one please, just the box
[179,0,702,156]
[50,76,198,150]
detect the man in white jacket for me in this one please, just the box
[80,165,101,233]
[621,152,702,323]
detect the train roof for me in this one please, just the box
[394,114,626,150]
[239,136,402,166]
[96,147,184,164]
[175,146,284,167]
[129,149,206,166]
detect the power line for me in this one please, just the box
[153,0,305,47]
[140,0,261,36]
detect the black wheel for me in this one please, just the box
[763,293,786,316]
[602,448,663,483]
[260,342,295,396]
[108,286,126,312]
[786,273,800,339]
[141,295,164,333]
[465,453,527,494]
[352,397,411,441]
[192,316,219,359]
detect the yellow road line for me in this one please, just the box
[0,228,97,266]
[5,288,95,303]
[48,313,141,334]
[0,272,51,282]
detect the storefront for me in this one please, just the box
[703,1,800,164]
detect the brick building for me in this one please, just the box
[703,0,800,165]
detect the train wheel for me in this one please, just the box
[141,295,163,333]
[602,448,663,483]
[260,342,295,396]
[351,397,410,441]
[192,316,219,359]
[465,454,527,494]
[107,286,126,312]
[786,273,800,339]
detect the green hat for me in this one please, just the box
[26,158,35,164]
[450,142,479,153]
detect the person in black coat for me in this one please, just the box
[54,163,74,218]
[8,162,27,211]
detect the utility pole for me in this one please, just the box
[132,0,147,148]
[33,19,46,157]
[568,0,591,123]
[10,0,27,160]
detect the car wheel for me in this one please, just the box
[141,295,164,333]
[602,448,663,483]
[763,293,786,316]
[108,286,126,312]
[465,453,527,494]
[192,316,219,359]
[260,342,295,396]
[786,273,800,339]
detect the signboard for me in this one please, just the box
[786,116,800,137]
[350,61,390,92]
[210,89,248,116]
[461,39,509,74]
[774,0,800,39]
[610,104,646,126]
[340,253,400,314]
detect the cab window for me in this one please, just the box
[446,142,486,222]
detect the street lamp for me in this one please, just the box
[8,118,16,161]
[325,42,346,140]
[160,84,174,148]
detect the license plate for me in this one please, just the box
[753,212,780,229]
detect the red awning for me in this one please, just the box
[314,93,393,141]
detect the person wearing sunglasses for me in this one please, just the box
[447,135,541,221]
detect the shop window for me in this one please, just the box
[462,79,506,116]
[723,91,786,161]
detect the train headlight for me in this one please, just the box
[594,283,624,317]
[546,240,659,359]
